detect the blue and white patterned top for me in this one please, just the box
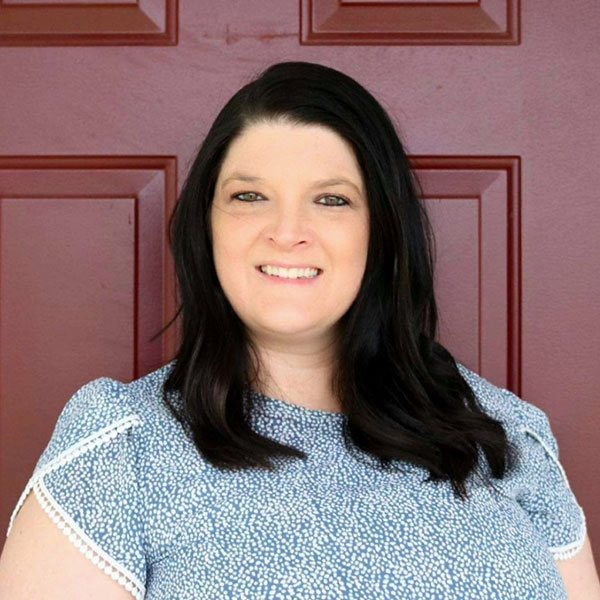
[7,360,587,599]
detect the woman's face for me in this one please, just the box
[210,119,369,345]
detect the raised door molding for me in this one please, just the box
[301,0,520,45]
[0,0,177,46]
[411,156,521,391]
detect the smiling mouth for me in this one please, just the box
[255,266,323,280]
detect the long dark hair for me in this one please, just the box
[152,61,518,501]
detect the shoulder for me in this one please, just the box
[29,376,141,475]
[455,361,550,436]
[44,360,177,452]
[4,361,178,600]
[10,360,179,534]
[456,362,587,561]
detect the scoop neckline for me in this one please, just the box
[246,386,348,422]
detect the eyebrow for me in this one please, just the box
[220,173,362,196]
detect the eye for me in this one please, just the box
[231,191,264,202]
[317,194,350,207]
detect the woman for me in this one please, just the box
[1,61,598,599]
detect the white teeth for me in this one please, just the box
[260,265,319,279]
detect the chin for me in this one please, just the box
[258,317,322,335]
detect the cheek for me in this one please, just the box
[332,222,369,268]
[211,213,248,269]
[210,218,256,294]
[342,223,369,289]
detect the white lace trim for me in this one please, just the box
[520,426,572,489]
[6,414,145,599]
[549,508,588,561]
[520,426,588,561]
[33,477,145,598]
[7,414,143,536]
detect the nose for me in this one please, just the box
[266,203,311,246]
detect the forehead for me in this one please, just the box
[217,120,364,189]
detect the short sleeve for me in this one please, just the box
[6,377,147,599]
[456,363,587,562]
[499,387,588,561]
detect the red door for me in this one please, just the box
[1,0,598,569]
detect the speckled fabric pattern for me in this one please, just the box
[7,360,586,599]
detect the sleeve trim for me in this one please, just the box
[519,426,572,490]
[548,507,588,561]
[520,426,588,562]
[32,476,145,599]
[7,414,143,539]
[5,413,145,599]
